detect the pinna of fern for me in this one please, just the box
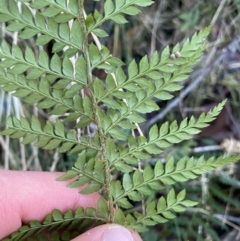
[0,0,240,240]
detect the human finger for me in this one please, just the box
[71,224,143,241]
[0,171,100,239]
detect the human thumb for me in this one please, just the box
[71,224,143,241]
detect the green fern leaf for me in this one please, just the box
[110,101,226,167]
[91,28,210,137]
[112,154,240,208]
[58,151,105,194]
[1,116,99,155]
[0,41,86,85]
[0,0,81,52]
[0,0,238,239]
[2,198,108,241]
[114,189,198,232]
[87,0,154,33]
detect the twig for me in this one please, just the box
[13,97,27,170]
[4,93,11,169]
[50,151,60,172]
[191,145,223,153]
[210,0,228,26]
[150,4,161,56]
[32,106,42,171]
[0,135,17,168]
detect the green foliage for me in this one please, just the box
[3,197,108,241]
[57,151,105,194]
[151,169,239,241]
[0,0,239,240]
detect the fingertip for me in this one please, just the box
[71,224,143,241]
[0,171,100,239]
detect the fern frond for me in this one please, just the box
[91,28,210,137]
[86,0,154,36]
[89,44,124,71]
[1,116,100,155]
[112,154,240,208]
[113,189,197,232]
[97,27,210,103]
[109,101,226,169]
[0,40,98,122]
[57,151,105,194]
[0,69,92,120]
[0,0,82,52]
[18,0,79,19]
[2,198,109,241]
[0,0,237,239]
[0,42,87,84]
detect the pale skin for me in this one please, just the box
[0,171,143,241]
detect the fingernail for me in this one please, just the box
[101,225,135,241]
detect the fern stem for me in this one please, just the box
[78,0,114,223]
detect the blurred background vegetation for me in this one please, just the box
[1,0,240,240]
